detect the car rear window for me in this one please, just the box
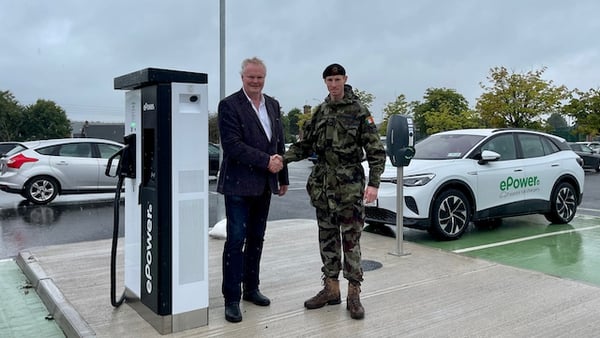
[3,145,27,157]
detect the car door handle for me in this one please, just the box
[56,161,68,166]
[514,168,524,172]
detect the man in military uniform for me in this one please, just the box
[284,63,386,319]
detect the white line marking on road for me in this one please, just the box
[453,225,600,254]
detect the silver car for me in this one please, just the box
[0,138,123,204]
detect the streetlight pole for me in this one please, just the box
[219,0,226,101]
[216,0,226,226]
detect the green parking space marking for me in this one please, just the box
[0,259,64,337]
[406,215,600,287]
[452,225,600,253]
[460,226,600,287]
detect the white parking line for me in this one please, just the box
[453,225,600,254]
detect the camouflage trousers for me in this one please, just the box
[315,204,364,284]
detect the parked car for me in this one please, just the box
[0,142,27,157]
[365,129,585,240]
[575,141,600,154]
[568,142,600,172]
[208,143,220,176]
[0,138,123,204]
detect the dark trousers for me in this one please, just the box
[222,189,272,304]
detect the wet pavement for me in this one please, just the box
[404,214,600,288]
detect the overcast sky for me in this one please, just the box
[2,0,600,123]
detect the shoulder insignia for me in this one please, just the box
[365,115,375,126]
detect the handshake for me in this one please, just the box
[268,154,284,173]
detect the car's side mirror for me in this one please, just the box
[478,150,501,164]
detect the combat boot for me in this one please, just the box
[304,277,341,309]
[347,282,364,319]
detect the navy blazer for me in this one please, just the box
[217,89,289,196]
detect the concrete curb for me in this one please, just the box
[16,251,96,338]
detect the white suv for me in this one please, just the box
[365,129,585,240]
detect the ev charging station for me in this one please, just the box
[386,115,415,257]
[113,68,209,334]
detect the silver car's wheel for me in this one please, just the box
[24,176,59,205]
[428,189,471,240]
[544,182,577,224]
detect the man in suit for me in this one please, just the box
[217,57,289,323]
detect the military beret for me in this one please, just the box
[322,63,346,78]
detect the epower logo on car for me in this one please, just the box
[499,175,541,198]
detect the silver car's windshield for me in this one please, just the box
[413,134,485,160]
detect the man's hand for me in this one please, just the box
[278,185,288,196]
[268,154,284,173]
[363,186,378,204]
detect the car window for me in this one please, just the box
[480,134,516,161]
[569,143,582,151]
[2,144,27,157]
[208,143,220,155]
[413,134,484,160]
[36,145,60,156]
[97,143,122,159]
[518,134,545,158]
[541,136,560,154]
[581,144,593,153]
[37,143,92,158]
[58,143,92,158]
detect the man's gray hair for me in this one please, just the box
[240,57,267,75]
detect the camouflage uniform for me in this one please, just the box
[285,85,386,284]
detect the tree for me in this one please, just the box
[562,88,600,138]
[424,108,481,135]
[546,112,568,131]
[476,66,568,129]
[286,108,302,142]
[0,90,23,141]
[413,88,471,137]
[353,88,375,109]
[379,94,410,135]
[20,99,71,140]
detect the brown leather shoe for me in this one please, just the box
[347,282,364,319]
[304,277,341,309]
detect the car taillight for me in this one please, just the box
[7,153,38,169]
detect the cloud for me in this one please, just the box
[1,0,599,124]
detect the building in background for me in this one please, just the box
[72,121,124,143]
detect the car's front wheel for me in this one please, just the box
[24,176,59,205]
[544,181,577,224]
[428,189,471,240]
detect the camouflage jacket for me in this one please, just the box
[285,85,386,209]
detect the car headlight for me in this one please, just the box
[403,174,435,187]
